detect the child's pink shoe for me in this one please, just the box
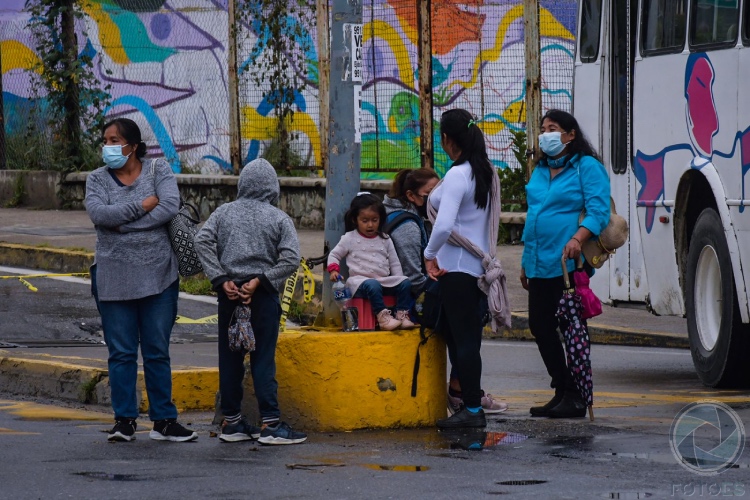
[377,309,401,330]
[395,310,416,329]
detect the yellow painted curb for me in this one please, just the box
[0,243,93,273]
[240,329,447,432]
[0,356,105,403]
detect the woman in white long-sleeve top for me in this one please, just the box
[424,109,500,429]
[85,118,197,443]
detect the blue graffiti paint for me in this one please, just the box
[106,95,181,172]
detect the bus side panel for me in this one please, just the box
[632,54,690,316]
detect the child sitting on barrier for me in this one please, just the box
[194,158,307,445]
[327,193,415,331]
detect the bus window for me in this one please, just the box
[741,0,750,44]
[641,0,687,55]
[579,0,603,62]
[690,0,739,47]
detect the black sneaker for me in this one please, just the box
[107,418,137,442]
[436,407,487,429]
[219,418,261,443]
[149,419,198,442]
[257,422,307,445]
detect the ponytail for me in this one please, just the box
[440,109,493,210]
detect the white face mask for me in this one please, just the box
[102,145,131,169]
[538,131,569,157]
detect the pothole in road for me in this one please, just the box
[362,464,430,472]
[604,493,653,499]
[74,472,142,481]
[496,480,548,486]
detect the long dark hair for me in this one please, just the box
[102,118,148,159]
[389,168,439,205]
[540,109,600,161]
[440,109,493,209]
[344,193,388,238]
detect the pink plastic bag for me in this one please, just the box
[573,269,602,320]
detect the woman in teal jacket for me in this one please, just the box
[521,109,610,418]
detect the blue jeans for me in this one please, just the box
[217,285,281,424]
[92,266,179,421]
[354,278,412,314]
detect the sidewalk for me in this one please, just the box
[0,207,689,342]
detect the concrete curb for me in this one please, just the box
[0,243,93,273]
[499,312,690,349]
[0,351,219,412]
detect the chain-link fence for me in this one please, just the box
[1,8,56,170]
[1,0,576,176]
[235,1,321,174]
[1,0,229,173]
[361,0,577,177]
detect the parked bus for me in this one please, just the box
[573,0,750,386]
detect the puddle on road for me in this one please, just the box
[74,472,142,482]
[439,430,528,451]
[362,464,430,472]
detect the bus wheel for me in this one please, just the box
[686,208,750,387]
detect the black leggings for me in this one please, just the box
[438,272,486,408]
[527,276,574,392]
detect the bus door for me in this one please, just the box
[574,0,648,303]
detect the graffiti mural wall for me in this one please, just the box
[0,0,576,177]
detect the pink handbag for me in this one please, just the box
[572,263,602,320]
[562,257,602,320]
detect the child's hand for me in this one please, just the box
[329,271,340,282]
[238,278,260,305]
[222,280,240,300]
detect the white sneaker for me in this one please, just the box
[395,310,416,329]
[377,309,401,330]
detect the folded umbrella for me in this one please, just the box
[557,257,595,421]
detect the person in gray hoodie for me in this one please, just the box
[194,158,307,445]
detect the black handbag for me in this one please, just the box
[151,161,203,277]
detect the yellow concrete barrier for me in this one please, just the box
[240,329,447,432]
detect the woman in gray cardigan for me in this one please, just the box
[85,118,197,443]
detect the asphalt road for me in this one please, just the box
[1,341,748,499]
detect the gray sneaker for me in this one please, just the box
[257,422,307,445]
[219,418,261,442]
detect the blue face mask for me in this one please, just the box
[539,131,569,157]
[102,145,131,169]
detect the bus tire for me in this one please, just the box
[686,208,750,388]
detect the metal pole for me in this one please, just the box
[523,0,542,179]
[417,0,433,170]
[318,0,362,326]
[0,41,5,170]
[316,0,330,175]
[227,0,242,174]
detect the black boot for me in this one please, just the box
[529,390,564,417]
[547,392,586,419]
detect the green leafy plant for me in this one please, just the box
[5,173,26,208]
[498,129,529,212]
[24,0,111,174]
[238,0,316,173]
